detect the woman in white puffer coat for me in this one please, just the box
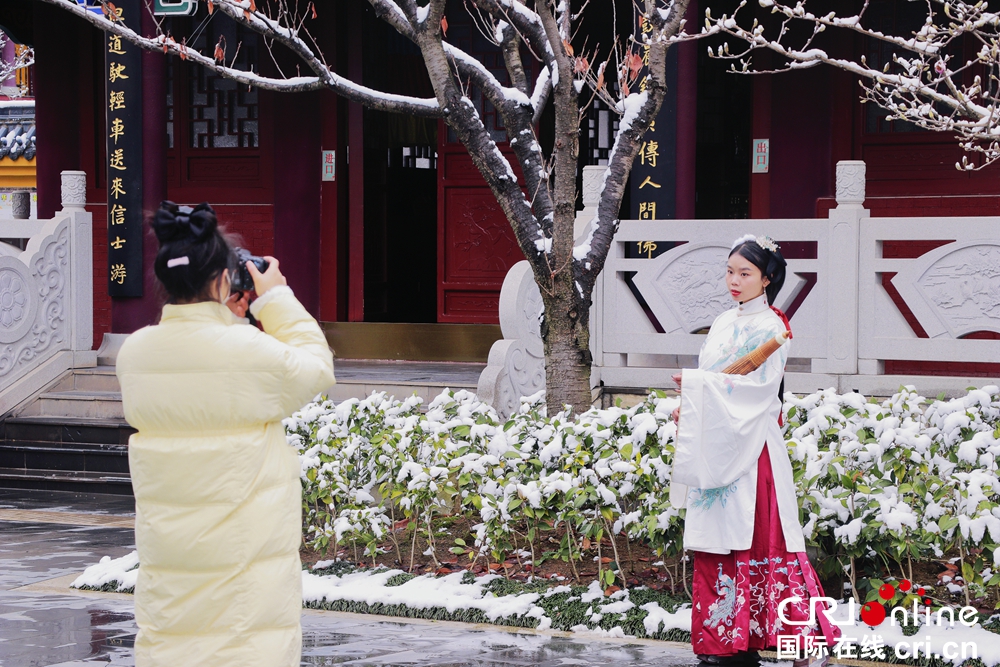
[116,201,335,667]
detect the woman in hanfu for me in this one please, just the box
[670,235,840,667]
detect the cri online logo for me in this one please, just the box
[777,579,981,628]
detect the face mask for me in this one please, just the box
[218,272,231,305]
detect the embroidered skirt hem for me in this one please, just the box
[690,446,841,655]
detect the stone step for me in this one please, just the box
[68,366,121,393]
[35,391,125,420]
[0,467,132,495]
[2,416,134,446]
[0,442,130,475]
[326,360,483,403]
[0,416,134,495]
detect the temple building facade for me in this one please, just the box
[0,0,997,362]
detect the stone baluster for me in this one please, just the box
[60,171,88,212]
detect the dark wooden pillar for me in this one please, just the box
[675,0,697,219]
[34,4,80,219]
[750,67,772,218]
[318,3,348,322]
[346,1,365,321]
[112,2,167,333]
[273,91,322,317]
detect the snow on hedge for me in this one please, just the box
[70,385,1000,661]
[287,385,1000,601]
[70,551,1000,665]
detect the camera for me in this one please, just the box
[231,247,269,292]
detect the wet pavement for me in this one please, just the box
[0,489,701,666]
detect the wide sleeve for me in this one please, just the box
[672,320,787,490]
[249,286,336,419]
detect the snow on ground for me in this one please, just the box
[301,568,552,629]
[71,550,139,593]
[70,552,1000,665]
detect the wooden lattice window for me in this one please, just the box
[186,25,259,148]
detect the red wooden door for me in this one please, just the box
[437,136,524,323]
[436,26,525,324]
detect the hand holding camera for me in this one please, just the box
[227,249,286,323]
[245,255,285,295]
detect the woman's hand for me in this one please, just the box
[247,256,286,296]
[672,372,682,389]
[671,406,680,425]
[225,290,250,318]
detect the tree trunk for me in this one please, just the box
[541,277,593,413]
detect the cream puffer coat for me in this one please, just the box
[116,286,335,667]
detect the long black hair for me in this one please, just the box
[729,238,787,305]
[151,201,234,303]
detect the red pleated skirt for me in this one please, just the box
[690,445,841,656]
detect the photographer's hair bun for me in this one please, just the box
[151,201,233,303]
[152,201,218,243]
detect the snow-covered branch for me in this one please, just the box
[0,33,32,97]
[35,0,444,116]
[710,0,1000,169]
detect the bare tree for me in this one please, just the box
[707,0,1000,170]
[37,0,699,413]
[0,32,33,97]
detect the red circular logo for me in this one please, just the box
[878,583,896,600]
[861,601,886,626]
[899,580,911,592]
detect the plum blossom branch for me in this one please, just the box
[709,0,1000,169]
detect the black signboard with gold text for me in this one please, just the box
[106,0,143,297]
[629,14,677,223]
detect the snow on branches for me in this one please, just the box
[706,0,1000,170]
[38,0,701,410]
[0,32,33,97]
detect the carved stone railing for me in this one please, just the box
[479,159,1000,410]
[0,171,94,413]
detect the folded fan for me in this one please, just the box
[720,330,791,375]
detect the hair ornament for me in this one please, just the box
[731,233,756,249]
[166,256,190,268]
[755,235,779,252]
[153,201,218,243]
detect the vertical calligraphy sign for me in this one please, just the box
[106,0,143,297]
[629,15,677,222]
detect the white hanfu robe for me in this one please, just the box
[670,293,805,555]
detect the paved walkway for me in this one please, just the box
[0,489,701,667]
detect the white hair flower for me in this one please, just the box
[731,234,779,253]
[755,235,779,252]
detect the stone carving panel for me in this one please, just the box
[0,257,38,345]
[582,166,603,208]
[633,243,731,334]
[478,261,546,417]
[894,241,1000,338]
[0,223,68,383]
